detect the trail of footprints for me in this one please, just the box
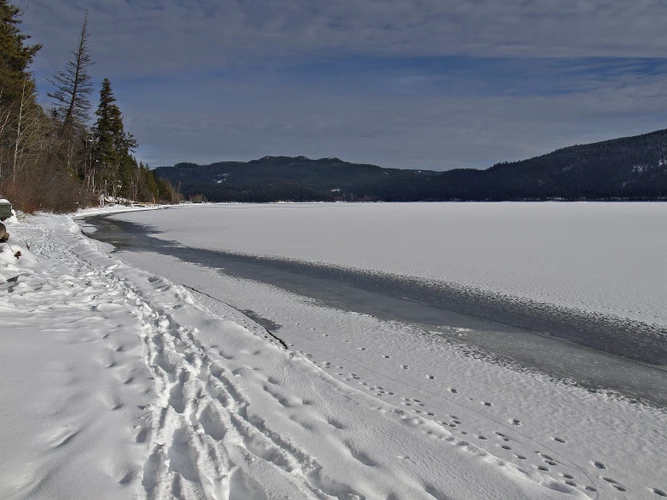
[44,227,665,500]
[304,339,666,498]
[42,234,370,499]
[125,283,387,500]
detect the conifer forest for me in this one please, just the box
[0,2,178,212]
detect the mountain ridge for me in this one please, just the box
[155,128,667,202]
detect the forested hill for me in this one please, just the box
[154,156,440,202]
[155,128,667,202]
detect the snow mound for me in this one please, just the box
[0,242,37,283]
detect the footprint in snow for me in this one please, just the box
[327,418,345,430]
[135,427,150,443]
[602,476,627,491]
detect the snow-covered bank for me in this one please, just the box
[2,212,666,499]
[0,215,153,499]
[73,203,168,219]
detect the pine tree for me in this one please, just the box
[0,0,41,104]
[45,12,95,182]
[47,12,94,134]
[91,78,136,198]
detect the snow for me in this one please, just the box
[74,203,166,218]
[0,217,152,499]
[1,205,666,499]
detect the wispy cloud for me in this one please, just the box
[19,0,667,75]
[14,0,667,169]
[121,62,667,169]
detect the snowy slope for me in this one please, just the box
[1,211,666,499]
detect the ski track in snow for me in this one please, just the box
[1,211,666,499]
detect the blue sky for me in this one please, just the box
[16,0,667,170]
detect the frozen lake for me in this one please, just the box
[102,202,667,328]
[84,202,667,405]
[74,202,667,498]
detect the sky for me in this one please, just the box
[15,0,667,170]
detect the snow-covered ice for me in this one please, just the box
[1,204,666,499]
[115,202,667,328]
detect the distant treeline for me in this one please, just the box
[0,2,178,212]
[156,129,667,203]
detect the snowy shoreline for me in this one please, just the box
[84,211,667,408]
[1,207,666,499]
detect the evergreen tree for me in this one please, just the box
[47,12,94,183]
[138,162,158,201]
[47,12,94,133]
[91,78,136,198]
[0,0,41,104]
